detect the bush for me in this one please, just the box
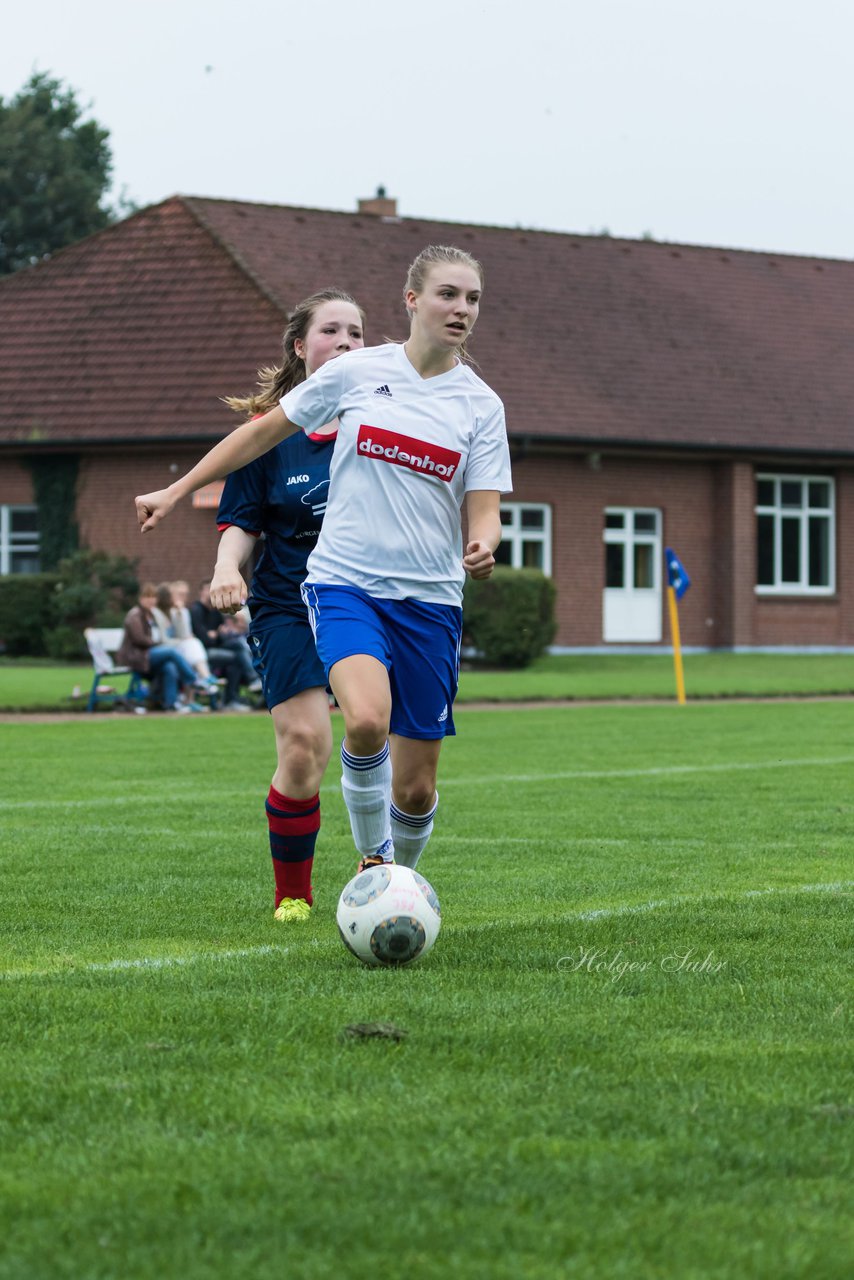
[45,549,139,660]
[0,573,60,656]
[463,567,557,668]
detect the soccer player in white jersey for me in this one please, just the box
[136,245,512,886]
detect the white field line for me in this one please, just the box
[4,753,854,812]
[445,755,854,787]
[1,882,849,983]
[571,880,853,922]
[0,944,292,982]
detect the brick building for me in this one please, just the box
[1,193,853,649]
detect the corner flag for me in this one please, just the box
[665,547,691,600]
[664,547,690,705]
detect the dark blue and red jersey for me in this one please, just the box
[216,429,336,619]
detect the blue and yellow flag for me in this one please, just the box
[665,547,691,600]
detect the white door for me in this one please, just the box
[603,508,662,642]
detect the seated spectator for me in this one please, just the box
[160,580,221,687]
[151,581,219,711]
[151,584,174,644]
[118,583,213,714]
[190,579,261,711]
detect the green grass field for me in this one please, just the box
[1,704,852,1279]
[2,650,854,710]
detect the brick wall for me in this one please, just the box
[712,461,755,647]
[77,450,225,591]
[510,451,854,648]
[0,459,35,503]
[511,451,721,646]
[839,472,854,643]
[753,598,843,645]
[5,445,854,648]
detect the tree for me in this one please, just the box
[0,72,118,275]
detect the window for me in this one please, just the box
[755,474,834,594]
[603,508,660,589]
[494,503,552,574]
[0,506,41,574]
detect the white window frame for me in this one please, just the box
[754,473,835,596]
[0,505,41,575]
[497,502,552,575]
[602,507,662,590]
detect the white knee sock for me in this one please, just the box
[340,742,394,861]
[390,793,438,870]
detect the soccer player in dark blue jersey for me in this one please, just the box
[137,248,511,900]
[210,289,366,922]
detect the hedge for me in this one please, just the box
[463,567,556,668]
[0,550,139,658]
[0,574,60,656]
[3,560,557,667]
[46,549,139,660]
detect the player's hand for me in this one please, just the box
[135,489,176,532]
[210,565,248,614]
[463,539,496,580]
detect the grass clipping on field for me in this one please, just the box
[342,1022,408,1042]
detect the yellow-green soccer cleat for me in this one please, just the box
[273,898,312,923]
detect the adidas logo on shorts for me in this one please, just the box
[373,384,392,397]
[437,704,448,722]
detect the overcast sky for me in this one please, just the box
[3,0,853,260]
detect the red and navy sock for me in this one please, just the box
[265,786,320,908]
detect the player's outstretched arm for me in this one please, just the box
[135,407,300,532]
[463,490,502,580]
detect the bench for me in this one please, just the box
[84,628,149,713]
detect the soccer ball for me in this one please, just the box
[336,863,441,967]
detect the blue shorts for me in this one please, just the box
[248,609,327,710]
[300,584,462,740]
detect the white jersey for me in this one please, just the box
[280,343,512,606]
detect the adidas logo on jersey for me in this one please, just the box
[373,384,392,397]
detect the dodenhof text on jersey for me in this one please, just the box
[357,425,461,482]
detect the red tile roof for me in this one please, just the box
[1,194,853,456]
[0,199,283,446]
